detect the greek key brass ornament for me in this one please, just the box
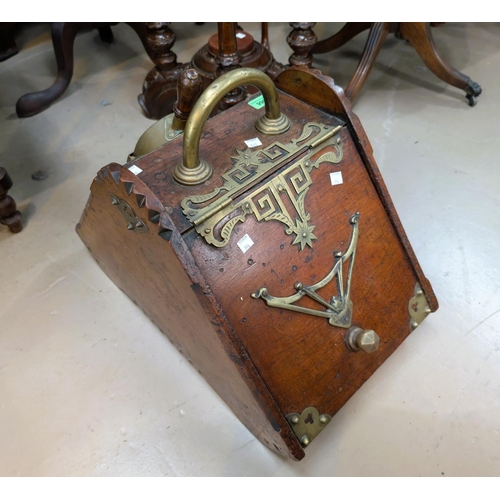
[110,194,148,233]
[181,122,343,250]
[286,407,331,448]
[409,283,431,330]
[252,213,359,328]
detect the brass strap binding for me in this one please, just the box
[173,68,291,186]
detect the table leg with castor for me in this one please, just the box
[0,168,23,234]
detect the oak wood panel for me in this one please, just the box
[274,67,438,310]
[77,67,437,459]
[184,127,425,416]
[76,165,304,460]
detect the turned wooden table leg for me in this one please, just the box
[261,22,270,50]
[345,22,390,102]
[97,26,114,44]
[287,23,317,67]
[312,22,372,54]
[137,23,188,120]
[399,22,482,106]
[215,22,247,110]
[16,22,91,117]
[0,168,22,234]
[0,22,19,62]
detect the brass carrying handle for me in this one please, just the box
[173,68,291,186]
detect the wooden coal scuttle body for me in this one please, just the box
[77,67,437,460]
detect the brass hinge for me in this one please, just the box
[181,122,344,250]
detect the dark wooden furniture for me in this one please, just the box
[139,22,284,119]
[0,168,22,233]
[77,67,437,460]
[0,23,19,62]
[287,22,482,106]
[15,23,155,118]
[129,68,204,162]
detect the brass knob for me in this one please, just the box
[346,326,380,353]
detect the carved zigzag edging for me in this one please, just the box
[96,165,173,242]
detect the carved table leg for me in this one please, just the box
[287,23,317,67]
[345,22,390,102]
[261,22,270,50]
[138,23,188,120]
[16,22,92,117]
[399,22,482,106]
[0,22,19,62]
[97,25,114,44]
[312,22,372,54]
[0,168,22,234]
[215,22,247,110]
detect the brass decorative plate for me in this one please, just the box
[181,122,344,250]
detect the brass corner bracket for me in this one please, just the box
[286,407,331,448]
[409,283,432,330]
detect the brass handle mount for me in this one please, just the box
[173,68,291,186]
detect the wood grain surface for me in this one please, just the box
[77,165,304,460]
[77,67,437,459]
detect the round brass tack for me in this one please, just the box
[301,435,310,447]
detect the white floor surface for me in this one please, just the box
[1,22,499,476]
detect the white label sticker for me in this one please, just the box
[236,32,246,39]
[330,171,343,185]
[244,137,263,148]
[237,234,254,253]
[128,165,143,175]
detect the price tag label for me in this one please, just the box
[128,165,143,175]
[248,95,265,110]
[244,137,263,148]
[236,32,246,39]
[237,234,254,254]
[330,172,343,185]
